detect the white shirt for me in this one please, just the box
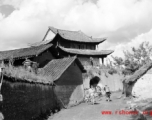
[105,86,110,92]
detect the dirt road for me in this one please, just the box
[48,92,135,120]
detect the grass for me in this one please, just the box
[3,64,53,85]
[83,65,119,80]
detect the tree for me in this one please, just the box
[112,41,152,75]
[111,56,123,66]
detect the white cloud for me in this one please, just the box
[110,28,152,58]
[0,0,152,51]
[0,13,4,20]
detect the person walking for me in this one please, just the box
[104,85,112,102]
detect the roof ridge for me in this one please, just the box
[50,56,76,62]
[49,26,97,39]
[49,26,107,43]
[49,26,80,33]
[0,44,53,60]
[0,44,51,52]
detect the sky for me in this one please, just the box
[0,0,152,58]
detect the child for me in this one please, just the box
[104,85,112,102]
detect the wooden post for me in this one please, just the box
[101,57,104,65]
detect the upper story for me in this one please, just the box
[33,26,106,50]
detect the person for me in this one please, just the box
[84,87,96,104]
[23,58,32,72]
[90,57,94,66]
[104,85,112,102]
[96,82,104,99]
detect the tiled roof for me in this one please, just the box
[125,61,152,83]
[49,26,106,43]
[42,56,86,81]
[0,44,53,60]
[58,46,114,56]
[29,40,51,47]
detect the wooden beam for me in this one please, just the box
[42,27,50,41]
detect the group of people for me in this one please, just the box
[85,80,112,104]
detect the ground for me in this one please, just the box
[48,92,135,120]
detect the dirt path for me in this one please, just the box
[48,92,133,120]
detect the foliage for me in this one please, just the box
[108,67,117,75]
[112,41,152,75]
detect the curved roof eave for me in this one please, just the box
[58,46,114,56]
[49,26,107,44]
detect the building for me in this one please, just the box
[0,44,86,109]
[31,26,114,66]
[0,44,59,68]
[42,56,86,107]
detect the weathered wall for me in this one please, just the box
[78,57,99,66]
[55,62,84,107]
[0,80,58,120]
[83,73,123,91]
[33,50,55,68]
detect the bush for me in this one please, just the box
[108,67,117,75]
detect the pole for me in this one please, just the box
[0,68,3,101]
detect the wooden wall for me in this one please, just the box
[55,35,96,50]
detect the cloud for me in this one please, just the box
[0,13,4,20]
[110,28,152,58]
[0,5,15,17]
[0,0,152,51]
